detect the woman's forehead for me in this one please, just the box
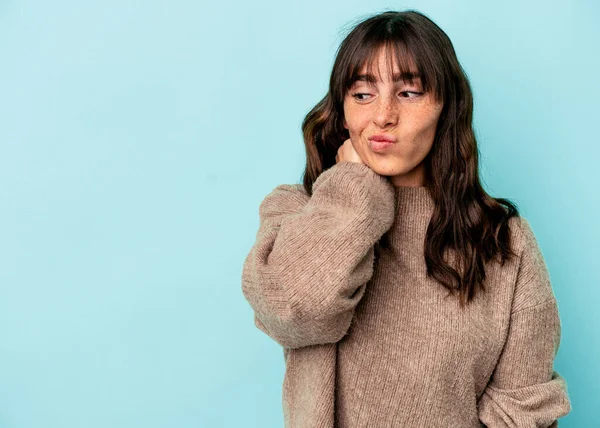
[354,61,421,85]
[358,46,420,80]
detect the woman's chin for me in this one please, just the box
[366,158,403,177]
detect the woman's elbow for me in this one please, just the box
[255,306,355,349]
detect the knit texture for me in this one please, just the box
[241,161,571,427]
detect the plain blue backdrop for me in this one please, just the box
[0,1,598,427]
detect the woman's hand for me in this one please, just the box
[335,138,366,165]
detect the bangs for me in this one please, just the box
[343,37,443,102]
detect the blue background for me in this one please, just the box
[0,1,597,427]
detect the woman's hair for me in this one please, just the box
[300,9,521,307]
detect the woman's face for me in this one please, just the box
[343,48,444,187]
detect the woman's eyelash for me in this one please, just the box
[351,91,423,100]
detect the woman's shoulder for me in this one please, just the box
[264,183,309,201]
[258,183,310,219]
[507,215,538,255]
[270,183,308,196]
[506,214,557,312]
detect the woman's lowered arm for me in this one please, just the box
[477,218,572,427]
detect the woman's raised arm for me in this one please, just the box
[241,161,395,349]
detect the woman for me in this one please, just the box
[241,9,571,428]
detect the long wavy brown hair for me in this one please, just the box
[300,9,521,307]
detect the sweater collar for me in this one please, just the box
[383,185,435,252]
[393,185,435,215]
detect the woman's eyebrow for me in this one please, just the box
[355,72,421,84]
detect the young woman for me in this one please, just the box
[241,9,571,428]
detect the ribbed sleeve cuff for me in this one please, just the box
[312,161,395,214]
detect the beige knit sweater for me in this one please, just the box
[241,161,571,427]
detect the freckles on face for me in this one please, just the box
[343,93,443,168]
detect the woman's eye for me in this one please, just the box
[351,91,423,101]
[351,92,370,101]
[400,91,423,98]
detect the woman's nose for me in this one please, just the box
[373,96,398,128]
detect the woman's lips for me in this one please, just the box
[369,134,397,143]
[369,140,395,152]
[368,134,396,152]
